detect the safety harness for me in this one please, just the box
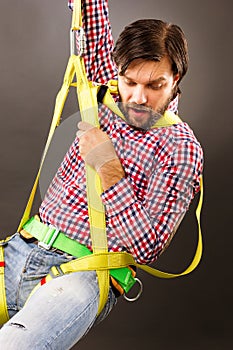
[0,0,203,325]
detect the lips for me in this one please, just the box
[128,107,149,120]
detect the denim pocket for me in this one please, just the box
[17,245,71,309]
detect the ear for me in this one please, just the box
[172,74,180,87]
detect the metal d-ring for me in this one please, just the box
[123,278,143,302]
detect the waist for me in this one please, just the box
[20,216,137,297]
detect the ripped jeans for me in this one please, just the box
[0,233,117,349]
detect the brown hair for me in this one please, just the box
[112,19,189,90]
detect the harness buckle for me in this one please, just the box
[123,278,143,302]
[38,226,60,250]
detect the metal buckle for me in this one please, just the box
[123,278,143,302]
[38,227,60,250]
[70,27,86,56]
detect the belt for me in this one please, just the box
[21,216,139,297]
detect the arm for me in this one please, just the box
[68,0,117,83]
[77,120,203,264]
[77,121,203,264]
[100,139,203,264]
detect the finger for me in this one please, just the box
[77,121,96,139]
[76,129,84,139]
[77,121,95,131]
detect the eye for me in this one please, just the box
[124,79,136,86]
[148,83,163,90]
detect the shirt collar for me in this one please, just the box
[167,94,179,114]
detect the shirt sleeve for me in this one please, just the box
[68,0,117,83]
[101,137,203,265]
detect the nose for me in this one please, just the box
[129,85,147,105]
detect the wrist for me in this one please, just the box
[97,159,125,191]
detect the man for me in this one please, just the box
[0,0,203,348]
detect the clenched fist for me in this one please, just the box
[77,121,118,171]
[77,121,125,190]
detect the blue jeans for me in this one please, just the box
[0,233,117,349]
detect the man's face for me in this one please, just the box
[118,57,179,129]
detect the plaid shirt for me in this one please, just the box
[39,0,203,264]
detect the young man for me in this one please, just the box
[0,1,203,348]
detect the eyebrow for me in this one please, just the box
[124,75,167,84]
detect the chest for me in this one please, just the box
[108,124,171,199]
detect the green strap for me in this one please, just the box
[23,217,92,257]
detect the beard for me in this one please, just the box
[118,94,173,131]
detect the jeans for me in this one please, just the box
[0,233,117,349]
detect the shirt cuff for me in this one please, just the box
[101,177,136,217]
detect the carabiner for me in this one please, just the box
[70,27,86,56]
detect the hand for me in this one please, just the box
[77,121,118,171]
[77,121,125,190]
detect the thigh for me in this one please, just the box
[3,233,72,317]
[0,270,114,350]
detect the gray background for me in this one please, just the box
[0,1,232,349]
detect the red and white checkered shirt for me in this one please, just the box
[39,0,203,264]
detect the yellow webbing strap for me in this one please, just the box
[71,0,82,31]
[17,57,76,232]
[73,55,110,315]
[0,243,9,324]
